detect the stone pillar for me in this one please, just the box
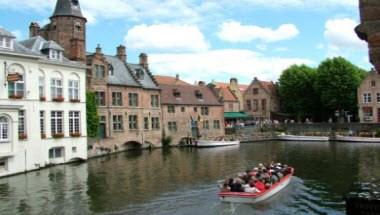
[356,0,380,72]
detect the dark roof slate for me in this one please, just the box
[52,0,84,18]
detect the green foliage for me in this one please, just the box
[86,91,99,138]
[314,57,365,115]
[278,57,367,122]
[278,64,318,121]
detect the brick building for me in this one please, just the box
[29,0,87,62]
[357,70,380,123]
[86,46,162,152]
[155,75,224,145]
[243,77,280,121]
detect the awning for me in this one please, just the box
[224,112,250,119]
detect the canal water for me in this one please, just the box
[0,141,380,215]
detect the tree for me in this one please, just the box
[314,57,366,120]
[86,91,99,138]
[278,64,318,121]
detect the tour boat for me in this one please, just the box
[196,140,240,147]
[277,134,329,142]
[218,167,294,204]
[334,135,380,143]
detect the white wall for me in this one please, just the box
[0,54,87,177]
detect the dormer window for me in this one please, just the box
[0,36,13,49]
[108,64,114,76]
[136,69,144,80]
[173,89,181,99]
[195,90,203,100]
[50,49,62,60]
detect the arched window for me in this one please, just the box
[7,64,25,99]
[0,117,9,142]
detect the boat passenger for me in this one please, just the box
[230,178,244,192]
[270,174,279,184]
[221,183,230,192]
[243,181,260,193]
[254,179,266,192]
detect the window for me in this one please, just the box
[173,89,181,98]
[95,91,106,106]
[39,77,45,98]
[363,107,373,120]
[51,78,63,99]
[144,117,149,130]
[112,115,123,131]
[0,158,7,172]
[246,100,252,111]
[49,147,63,159]
[51,111,63,135]
[94,65,105,78]
[69,111,80,134]
[0,117,9,142]
[195,90,203,100]
[201,107,209,115]
[112,92,123,106]
[371,80,376,87]
[8,74,24,98]
[253,88,259,94]
[151,95,159,107]
[108,64,114,76]
[129,115,138,130]
[253,100,258,112]
[364,93,372,103]
[194,107,198,112]
[68,80,79,100]
[18,110,26,137]
[72,147,77,153]
[40,111,45,136]
[203,120,209,129]
[181,107,185,112]
[377,93,380,103]
[262,99,267,112]
[136,69,144,80]
[228,103,233,111]
[50,50,62,60]
[0,36,13,49]
[168,122,177,131]
[128,93,139,107]
[213,120,221,129]
[152,117,160,130]
[168,106,175,113]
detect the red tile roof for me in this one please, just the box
[160,84,222,106]
[214,82,248,93]
[154,75,191,86]
[213,84,238,102]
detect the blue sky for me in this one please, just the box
[0,0,370,84]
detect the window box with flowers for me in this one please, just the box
[41,133,47,139]
[40,96,46,101]
[52,133,64,138]
[19,134,28,140]
[70,99,80,103]
[52,96,64,102]
[9,94,23,99]
[70,132,81,137]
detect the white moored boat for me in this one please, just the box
[277,134,328,142]
[196,140,240,147]
[218,168,294,204]
[334,135,380,143]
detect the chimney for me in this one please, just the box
[96,44,102,54]
[230,78,238,85]
[116,45,126,62]
[139,53,148,69]
[176,74,179,81]
[29,22,40,38]
[198,81,205,86]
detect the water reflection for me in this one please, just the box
[0,141,380,214]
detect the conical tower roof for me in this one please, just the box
[51,0,85,19]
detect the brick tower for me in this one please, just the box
[29,0,87,62]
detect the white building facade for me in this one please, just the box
[0,28,87,177]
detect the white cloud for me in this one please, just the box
[323,18,367,56]
[149,49,314,83]
[11,30,23,40]
[218,21,299,43]
[274,47,289,52]
[238,0,357,9]
[125,24,209,52]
